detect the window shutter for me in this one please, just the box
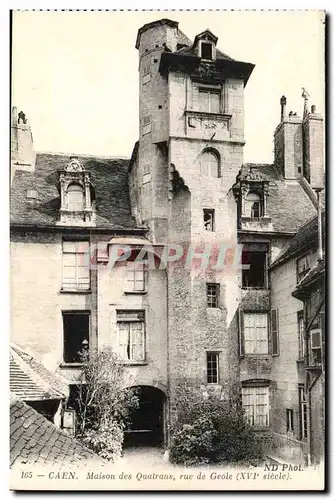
[239,309,245,357]
[271,309,279,356]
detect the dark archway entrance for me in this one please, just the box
[124,386,166,447]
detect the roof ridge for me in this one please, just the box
[35,151,130,160]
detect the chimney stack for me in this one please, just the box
[302,102,324,191]
[274,96,303,179]
[11,106,35,181]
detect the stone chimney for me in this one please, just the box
[303,104,324,190]
[273,96,303,179]
[11,106,36,180]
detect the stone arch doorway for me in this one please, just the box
[125,386,166,447]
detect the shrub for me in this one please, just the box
[82,420,123,462]
[169,417,216,466]
[170,385,264,466]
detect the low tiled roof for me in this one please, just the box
[271,211,325,268]
[10,345,68,401]
[11,153,138,230]
[236,163,317,233]
[10,398,99,467]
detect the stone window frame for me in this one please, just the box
[298,385,308,441]
[203,208,215,231]
[240,311,269,355]
[286,408,294,433]
[199,147,221,178]
[297,310,305,360]
[206,283,220,308]
[62,309,90,365]
[61,239,90,293]
[206,351,220,384]
[241,384,270,427]
[116,310,146,364]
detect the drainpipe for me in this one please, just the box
[315,189,323,261]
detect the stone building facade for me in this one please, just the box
[10,18,325,461]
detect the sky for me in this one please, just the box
[11,10,325,163]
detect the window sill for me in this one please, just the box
[241,287,268,291]
[60,289,91,294]
[251,426,270,432]
[124,291,147,295]
[59,363,83,368]
[243,354,272,357]
[121,361,148,366]
[185,110,232,120]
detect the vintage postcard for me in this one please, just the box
[9,9,326,491]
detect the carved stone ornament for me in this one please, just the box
[65,157,84,172]
[199,62,216,79]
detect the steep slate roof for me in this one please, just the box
[10,345,68,401]
[11,153,137,230]
[239,163,317,233]
[175,43,234,61]
[10,398,100,467]
[271,211,325,268]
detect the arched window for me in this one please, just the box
[200,150,220,177]
[67,184,84,211]
[245,192,263,218]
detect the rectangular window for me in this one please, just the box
[309,328,322,366]
[286,408,294,432]
[198,88,220,113]
[299,386,308,440]
[62,241,90,291]
[203,209,215,231]
[297,310,305,359]
[117,310,145,362]
[244,313,268,354]
[270,309,279,356]
[125,261,146,292]
[201,42,213,60]
[242,386,269,426]
[206,283,220,308]
[142,115,151,135]
[206,352,219,384]
[297,254,311,282]
[63,311,90,363]
[242,250,267,288]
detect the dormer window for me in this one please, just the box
[245,192,263,218]
[57,157,95,227]
[232,165,271,230]
[201,42,213,60]
[67,184,84,211]
[194,29,218,61]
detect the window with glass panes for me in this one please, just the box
[200,151,219,177]
[242,386,269,426]
[62,241,90,291]
[198,89,220,113]
[244,313,268,354]
[125,260,146,292]
[206,352,219,384]
[117,311,145,362]
[299,386,308,440]
[206,283,219,308]
[67,184,85,211]
[297,310,305,359]
[297,254,311,282]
